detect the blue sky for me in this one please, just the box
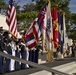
[4,0,32,5]
[69,0,76,13]
[4,0,76,13]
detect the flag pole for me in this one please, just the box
[42,23,46,52]
[61,13,64,59]
[47,0,54,62]
[63,12,66,57]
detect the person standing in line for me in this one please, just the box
[15,40,21,70]
[25,45,29,68]
[34,46,39,63]
[20,40,27,69]
[28,48,35,68]
[3,31,12,72]
[0,27,4,74]
[29,46,39,64]
[4,39,12,72]
[10,38,16,71]
[66,43,70,56]
[29,48,36,62]
[71,43,76,57]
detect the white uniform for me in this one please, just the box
[21,42,29,68]
[25,47,29,68]
[10,41,16,71]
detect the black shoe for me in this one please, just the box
[6,71,10,73]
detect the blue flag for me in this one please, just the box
[58,13,64,54]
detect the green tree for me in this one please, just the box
[35,0,48,11]
[17,11,38,31]
[35,0,71,25]
[22,3,36,12]
[14,0,21,14]
[0,0,7,13]
[16,2,38,31]
[70,13,76,24]
[35,0,70,12]
[67,13,76,40]
[17,0,72,33]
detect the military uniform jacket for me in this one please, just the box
[4,43,12,53]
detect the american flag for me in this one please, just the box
[6,0,18,39]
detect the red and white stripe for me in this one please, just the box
[6,4,18,38]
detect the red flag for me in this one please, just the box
[6,0,18,39]
[52,5,59,48]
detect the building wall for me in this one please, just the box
[0,14,8,30]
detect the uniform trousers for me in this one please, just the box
[15,51,20,70]
[34,49,39,63]
[10,50,15,71]
[29,50,35,62]
[0,56,4,74]
[21,51,27,69]
[29,49,39,63]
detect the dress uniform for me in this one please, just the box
[0,27,4,74]
[34,47,39,63]
[29,48,36,68]
[4,41,12,72]
[25,46,29,68]
[15,41,21,70]
[20,42,27,69]
[3,31,12,72]
[10,40,16,71]
[29,48,34,62]
[29,48,37,68]
[29,47,39,64]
